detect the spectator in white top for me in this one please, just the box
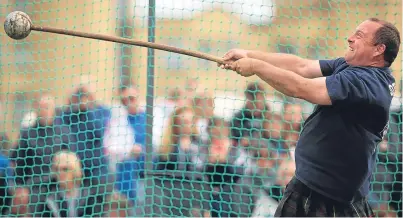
[103,86,146,173]
[152,87,186,150]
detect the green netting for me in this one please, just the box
[0,0,402,217]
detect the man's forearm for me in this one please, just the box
[252,59,305,98]
[247,51,306,75]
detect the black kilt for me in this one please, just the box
[274,177,375,217]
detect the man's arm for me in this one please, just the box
[249,59,332,105]
[246,51,323,79]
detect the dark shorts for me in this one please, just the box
[274,177,375,217]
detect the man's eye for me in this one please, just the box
[355,32,363,38]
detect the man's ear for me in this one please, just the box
[374,44,386,57]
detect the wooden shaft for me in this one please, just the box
[30,25,225,64]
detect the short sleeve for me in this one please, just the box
[325,68,380,105]
[319,58,346,76]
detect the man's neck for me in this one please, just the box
[62,183,80,198]
[367,59,386,68]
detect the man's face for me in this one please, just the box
[38,95,55,126]
[208,126,230,163]
[53,163,75,186]
[70,86,95,112]
[198,98,214,118]
[177,110,194,135]
[345,20,383,66]
[121,87,138,114]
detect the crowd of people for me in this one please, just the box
[0,78,401,217]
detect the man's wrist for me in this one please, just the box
[245,50,253,58]
[252,58,267,74]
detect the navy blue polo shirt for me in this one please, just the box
[295,57,395,203]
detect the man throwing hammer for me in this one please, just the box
[220,18,400,217]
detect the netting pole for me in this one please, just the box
[116,0,133,87]
[144,0,156,214]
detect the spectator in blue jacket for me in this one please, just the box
[109,86,147,205]
[59,84,109,180]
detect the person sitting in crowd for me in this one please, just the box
[153,87,186,150]
[0,132,11,177]
[149,106,211,217]
[9,94,73,216]
[0,132,12,216]
[110,86,148,206]
[59,84,109,180]
[269,156,296,202]
[29,150,113,217]
[230,82,281,156]
[281,103,304,158]
[155,106,199,171]
[104,86,146,173]
[368,138,399,217]
[202,116,256,217]
[192,90,215,145]
[0,169,12,216]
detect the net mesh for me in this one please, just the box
[0,0,402,217]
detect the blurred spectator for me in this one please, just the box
[0,169,12,216]
[148,177,211,217]
[263,156,296,203]
[29,150,113,217]
[192,90,215,145]
[59,84,109,179]
[251,147,280,217]
[203,116,256,217]
[20,111,37,129]
[104,86,146,173]
[0,132,12,216]
[107,86,148,206]
[156,106,198,171]
[369,137,400,217]
[254,147,279,186]
[9,94,73,216]
[151,106,211,217]
[105,190,134,217]
[263,113,285,160]
[0,132,11,173]
[185,78,199,98]
[388,109,402,217]
[153,87,186,149]
[67,76,111,128]
[230,82,278,157]
[280,103,303,158]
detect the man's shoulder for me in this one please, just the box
[345,66,395,86]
